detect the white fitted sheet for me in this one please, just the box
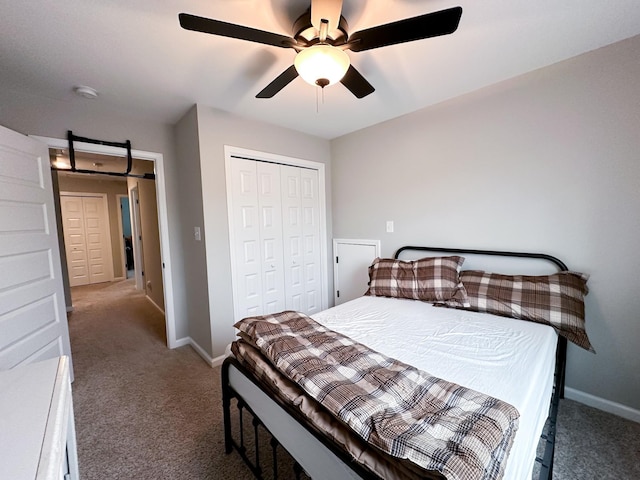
[311,295,558,480]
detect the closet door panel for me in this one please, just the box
[257,162,285,314]
[231,159,263,317]
[281,166,304,311]
[82,196,110,284]
[301,169,322,314]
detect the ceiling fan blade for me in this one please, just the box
[347,6,462,53]
[311,0,343,32]
[256,65,299,98]
[179,13,296,49]
[340,65,375,99]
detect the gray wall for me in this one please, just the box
[173,106,211,350]
[330,35,640,410]
[127,175,165,311]
[195,105,332,358]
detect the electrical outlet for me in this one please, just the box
[386,220,394,233]
[194,226,201,241]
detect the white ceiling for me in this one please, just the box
[2,1,639,139]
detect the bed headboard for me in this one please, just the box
[394,246,568,274]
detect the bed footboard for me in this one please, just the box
[222,357,309,480]
[222,356,384,480]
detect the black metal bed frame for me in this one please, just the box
[222,246,568,480]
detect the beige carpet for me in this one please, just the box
[69,279,246,479]
[68,279,640,479]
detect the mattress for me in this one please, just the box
[310,295,559,480]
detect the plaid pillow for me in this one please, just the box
[365,256,468,305]
[458,270,594,352]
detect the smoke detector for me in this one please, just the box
[73,85,99,99]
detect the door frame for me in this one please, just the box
[115,193,128,281]
[60,191,115,285]
[224,145,330,322]
[31,135,178,349]
[129,186,145,292]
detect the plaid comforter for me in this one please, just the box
[234,311,520,480]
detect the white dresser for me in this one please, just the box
[0,356,80,479]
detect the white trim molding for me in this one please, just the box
[145,295,165,315]
[565,387,640,424]
[174,336,217,367]
[31,135,178,350]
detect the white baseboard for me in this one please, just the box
[211,354,226,368]
[66,305,74,313]
[173,337,191,349]
[145,295,165,315]
[565,387,640,423]
[173,336,216,367]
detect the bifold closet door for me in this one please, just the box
[230,159,286,317]
[281,165,322,315]
[230,159,322,319]
[61,196,90,287]
[257,162,286,313]
[60,195,112,287]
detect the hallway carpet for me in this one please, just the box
[68,280,640,479]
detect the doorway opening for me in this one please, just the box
[53,151,163,327]
[117,194,135,279]
[35,135,177,350]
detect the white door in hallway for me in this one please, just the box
[60,195,89,285]
[60,193,113,287]
[0,125,73,373]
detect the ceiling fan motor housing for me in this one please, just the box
[293,9,349,46]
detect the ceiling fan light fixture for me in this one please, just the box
[294,44,350,88]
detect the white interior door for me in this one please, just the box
[60,196,89,287]
[60,193,113,287]
[333,239,381,305]
[0,125,73,374]
[82,195,111,284]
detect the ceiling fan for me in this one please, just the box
[179,0,462,99]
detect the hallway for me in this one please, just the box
[66,279,229,479]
